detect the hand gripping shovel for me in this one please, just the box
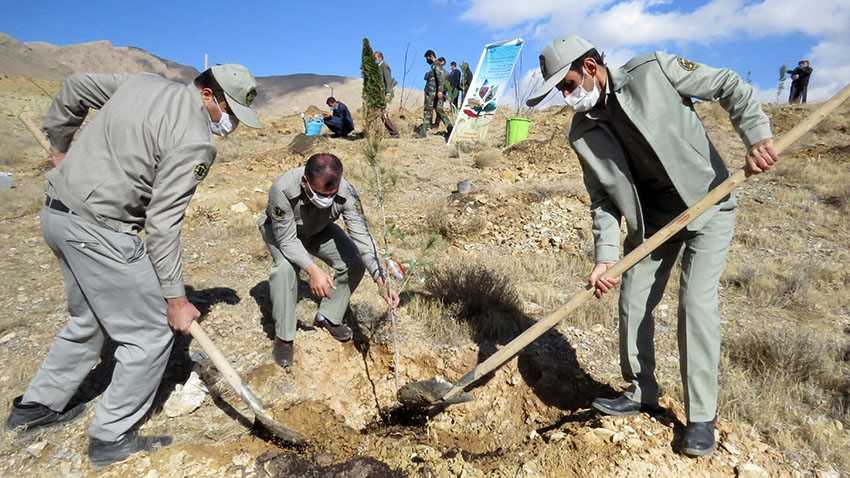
[398,84,850,410]
[20,113,305,445]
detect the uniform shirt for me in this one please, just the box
[569,52,771,263]
[424,63,445,96]
[261,167,384,281]
[378,61,396,100]
[595,78,690,232]
[42,73,216,298]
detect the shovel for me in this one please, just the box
[188,323,305,445]
[19,113,306,445]
[399,84,850,409]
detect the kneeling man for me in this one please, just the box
[258,153,399,368]
[527,35,778,456]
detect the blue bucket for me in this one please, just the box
[305,118,324,136]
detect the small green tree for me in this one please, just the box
[777,65,788,103]
[361,38,385,136]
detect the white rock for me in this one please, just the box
[25,441,47,457]
[143,471,160,478]
[547,431,567,442]
[721,440,741,455]
[0,332,15,344]
[163,371,208,418]
[232,452,252,467]
[230,202,249,213]
[737,463,769,478]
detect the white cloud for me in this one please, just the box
[460,0,850,100]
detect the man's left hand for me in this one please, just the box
[745,138,779,176]
[377,278,400,311]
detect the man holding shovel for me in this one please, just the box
[527,35,778,456]
[257,153,400,368]
[6,65,261,467]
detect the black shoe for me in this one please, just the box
[88,431,172,469]
[315,316,353,342]
[681,420,716,457]
[273,338,294,368]
[591,395,661,417]
[6,396,86,431]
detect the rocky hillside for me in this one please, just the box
[0,32,423,117]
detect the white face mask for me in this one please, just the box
[209,97,235,136]
[304,178,336,209]
[565,69,601,113]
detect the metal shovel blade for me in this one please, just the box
[254,409,307,446]
[397,377,473,408]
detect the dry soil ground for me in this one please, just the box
[0,74,848,477]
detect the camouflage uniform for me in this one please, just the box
[420,63,451,137]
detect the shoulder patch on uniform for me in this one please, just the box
[193,163,209,181]
[676,57,699,72]
[272,206,285,220]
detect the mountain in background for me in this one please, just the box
[0,33,422,116]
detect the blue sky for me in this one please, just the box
[2,0,848,100]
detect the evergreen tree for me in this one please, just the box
[361,38,386,116]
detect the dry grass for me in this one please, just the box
[721,328,850,472]
[421,263,527,344]
[472,148,506,169]
[424,201,486,240]
[721,260,847,313]
[773,157,850,213]
[0,182,43,221]
[404,295,472,346]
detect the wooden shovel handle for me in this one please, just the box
[443,84,850,401]
[19,114,54,154]
[188,322,265,412]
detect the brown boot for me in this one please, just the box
[273,338,294,368]
[315,316,353,342]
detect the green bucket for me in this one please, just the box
[505,117,531,146]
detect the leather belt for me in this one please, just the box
[45,196,75,215]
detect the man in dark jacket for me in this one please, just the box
[323,97,354,137]
[448,61,462,107]
[789,60,813,104]
[374,51,399,138]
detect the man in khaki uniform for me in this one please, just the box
[258,153,399,368]
[527,36,778,456]
[374,51,399,138]
[6,65,261,467]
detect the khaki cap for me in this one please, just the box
[211,64,261,128]
[526,35,595,107]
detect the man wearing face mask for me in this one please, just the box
[258,153,400,369]
[6,65,261,467]
[418,49,451,138]
[527,35,778,457]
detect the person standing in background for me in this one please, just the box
[788,60,813,104]
[373,51,400,138]
[447,61,462,108]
